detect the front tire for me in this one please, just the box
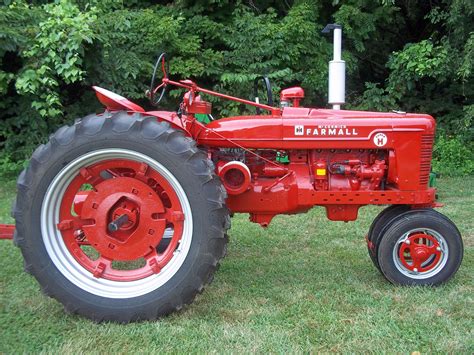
[367,205,410,270]
[13,112,230,322]
[377,209,463,286]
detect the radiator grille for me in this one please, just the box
[419,134,434,187]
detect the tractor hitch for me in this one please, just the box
[0,224,15,240]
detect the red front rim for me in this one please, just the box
[398,233,442,272]
[57,159,185,281]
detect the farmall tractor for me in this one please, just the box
[0,25,463,322]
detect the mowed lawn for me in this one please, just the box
[0,177,472,353]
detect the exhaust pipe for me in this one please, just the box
[322,24,345,110]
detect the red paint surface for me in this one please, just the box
[398,233,442,272]
[89,81,437,226]
[280,87,305,107]
[57,159,184,281]
[0,224,14,239]
[93,86,145,112]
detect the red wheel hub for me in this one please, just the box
[57,159,186,281]
[80,177,166,260]
[398,233,442,272]
[109,204,138,232]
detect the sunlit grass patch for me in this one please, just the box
[0,177,472,353]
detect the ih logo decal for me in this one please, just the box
[294,125,304,136]
[373,133,388,147]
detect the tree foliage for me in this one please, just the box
[0,0,472,176]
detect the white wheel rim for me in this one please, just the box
[41,148,193,299]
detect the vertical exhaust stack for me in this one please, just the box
[322,24,345,110]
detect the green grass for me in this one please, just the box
[1,177,472,353]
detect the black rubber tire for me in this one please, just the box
[157,233,229,255]
[377,209,463,286]
[367,205,410,270]
[12,111,230,323]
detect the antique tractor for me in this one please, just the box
[0,25,463,322]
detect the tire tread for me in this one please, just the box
[13,111,230,322]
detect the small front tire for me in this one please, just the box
[367,205,410,270]
[377,209,463,286]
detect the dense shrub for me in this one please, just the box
[433,135,474,176]
[0,0,472,176]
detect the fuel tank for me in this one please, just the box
[197,107,435,151]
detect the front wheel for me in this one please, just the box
[13,112,230,322]
[367,205,410,270]
[377,209,463,286]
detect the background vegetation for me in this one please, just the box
[0,2,472,351]
[0,0,473,175]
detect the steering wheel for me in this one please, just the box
[149,53,169,106]
[253,76,273,114]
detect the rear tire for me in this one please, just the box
[377,209,463,286]
[13,112,230,322]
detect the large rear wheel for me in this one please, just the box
[13,112,230,322]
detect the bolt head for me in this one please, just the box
[436,246,441,251]
[405,240,411,245]
[413,268,418,273]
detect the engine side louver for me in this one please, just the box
[420,134,434,187]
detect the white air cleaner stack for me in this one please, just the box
[322,24,345,110]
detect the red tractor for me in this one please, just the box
[0,25,463,322]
